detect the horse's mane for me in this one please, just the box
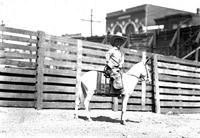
[125,61,143,76]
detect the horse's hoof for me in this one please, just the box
[120,120,126,125]
[74,114,78,119]
[88,118,93,122]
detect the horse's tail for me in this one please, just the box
[81,82,87,98]
[75,82,87,108]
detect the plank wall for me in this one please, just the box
[0,26,37,108]
[156,55,200,113]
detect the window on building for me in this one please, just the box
[114,25,122,34]
[138,26,144,33]
[125,24,135,36]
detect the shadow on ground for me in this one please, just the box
[78,116,141,123]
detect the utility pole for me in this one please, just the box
[1,20,5,43]
[81,9,101,37]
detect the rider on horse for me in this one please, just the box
[104,32,127,91]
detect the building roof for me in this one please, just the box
[191,15,200,26]
[154,12,200,27]
[106,4,194,26]
[155,13,194,21]
[146,4,194,25]
[106,4,147,18]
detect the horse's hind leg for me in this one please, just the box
[74,96,80,119]
[84,91,94,121]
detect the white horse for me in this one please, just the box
[74,59,151,125]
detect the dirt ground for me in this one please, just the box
[0,107,200,138]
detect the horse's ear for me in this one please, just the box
[145,56,152,64]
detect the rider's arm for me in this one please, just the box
[105,48,115,63]
[119,54,124,68]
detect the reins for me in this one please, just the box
[126,62,149,81]
[126,73,141,79]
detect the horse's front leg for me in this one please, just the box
[121,94,130,125]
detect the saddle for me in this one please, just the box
[95,71,123,96]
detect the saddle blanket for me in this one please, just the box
[95,71,122,96]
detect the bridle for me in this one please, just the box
[143,63,150,81]
[127,73,141,80]
[126,63,150,82]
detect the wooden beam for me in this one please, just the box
[141,52,146,110]
[169,30,177,47]
[195,31,200,43]
[35,31,45,109]
[153,54,160,113]
[176,27,180,57]
[112,97,118,111]
[147,35,153,47]
[75,40,82,108]
[0,26,37,36]
[153,31,156,53]
[182,46,200,59]
[195,48,199,61]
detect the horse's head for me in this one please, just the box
[140,57,152,83]
[140,63,151,83]
[126,59,151,83]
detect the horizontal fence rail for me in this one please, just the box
[37,32,78,109]
[154,54,200,114]
[0,26,37,108]
[0,26,200,114]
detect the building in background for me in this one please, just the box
[106,4,194,35]
[155,8,200,30]
[72,4,200,61]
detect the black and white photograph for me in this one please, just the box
[0,0,200,137]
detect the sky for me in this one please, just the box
[0,0,200,36]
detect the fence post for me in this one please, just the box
[153,54,160,113]
[75,40,82,104]
[112,97,118,111]
[35,31,45,109]
[141,51,146,110]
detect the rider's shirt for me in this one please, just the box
[105,47,124,69]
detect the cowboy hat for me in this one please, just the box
[109,32,127,47]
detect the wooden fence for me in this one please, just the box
[40,32,153,111]
[0,26,200,114]
[153,54,200,114]
[0,26,37,108]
